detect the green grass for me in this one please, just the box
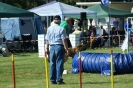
[0,48,133,88]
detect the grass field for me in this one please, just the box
[0,48,133,88]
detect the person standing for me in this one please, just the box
[113,18,119,30]
[124,18,132,34]
[60,17,72,48]
[124,18,133,45]
[45,15,69,85]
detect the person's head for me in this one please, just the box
[125,18,128,22]
[112,27,116,31]
[74,19,79,26]
[65,17,71,23]
[91,32,95,36]
[92,26,96,30]
[53,15,61,24]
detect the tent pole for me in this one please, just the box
[109,17,111,47]
[47,16,49,28]
[127,18,129,53]
[0,18,2,32]
[108,3,111,47]
[19,18,22,40]
[61,15,64,21]
[94,13,98,35]
[32,16,37,39]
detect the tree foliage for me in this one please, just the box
[0,0,45,10]
[0,0,132,10]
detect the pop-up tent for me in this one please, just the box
[0,2,34,17]
[1,16,44,40]
[29,1,96,20]
[86,4,133,18]
[0,2,44,40]
[87,4,133,47]
[29,1,97,28]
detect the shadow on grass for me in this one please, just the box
[69,81,118,84]
[14,54,31,57]
[11,51,38,57]
[13,53,31,57]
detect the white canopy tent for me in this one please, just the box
[29,1,97,28]
[28,1,97,21]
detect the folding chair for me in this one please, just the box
[21,34,33,52]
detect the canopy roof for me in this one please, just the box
[86,4,133,18]
[0,2,34,17]
[29,1,96,18]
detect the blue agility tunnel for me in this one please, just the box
[72,52,133,75]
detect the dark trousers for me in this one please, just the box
[66,38,72,48]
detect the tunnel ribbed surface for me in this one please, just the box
[72,52,133,75]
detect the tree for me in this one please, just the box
[0,0,45,10]
[0,0,129,10]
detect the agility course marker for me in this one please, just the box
[110,50,114,88]
[78,52,82,88]
[12,54,16,88]
[44,52,49,88]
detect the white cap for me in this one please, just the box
[74,19,79,23]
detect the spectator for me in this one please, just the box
[110,27,118,46]
[60,17,72,48]
[113,18,119,30]
[73,19,80,31]
[124,18,133,45]
[101,26,109,45]
[124,18,132,35]
[89,32,97,49]
[50,20,54,26]
[68,18,73,34]
[80,30,89,44]
[45,15,69,85]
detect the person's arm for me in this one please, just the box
[62,39,68,50]
[45,29,50,55]
[62,39,69,55]
[124,27,126,33]
[90,36,92,42]
[61,29,68,49]
[64,24,69,38]
[124,22,127,33]
[64,28,69,38]
[61,29,69,54]
[46,40,49,55]
[46,40,49,50]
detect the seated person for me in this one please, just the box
[110,27,119,46]
[101,26,109,41]
[0,38,12,57]
[80,30,89,44]
[89,32,97,49]
[97,26,108,47]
